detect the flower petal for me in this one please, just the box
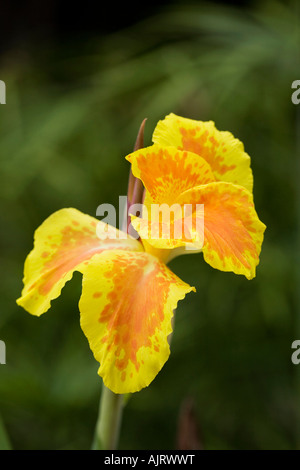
[177,183,266,279]
[126,144,212,252]
[152,113,253,193]
[79,250,195,394]
[126,145,210,254]
[126,144,215,204]
[16,208,142,316]
[133,182,265,278]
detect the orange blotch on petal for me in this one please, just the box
[93,292,102,298]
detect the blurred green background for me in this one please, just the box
[0,0,299,450]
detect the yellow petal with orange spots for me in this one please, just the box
[152,113,253,193]
[126,144,215,205]
[16,208,143,316]
[132,182,265,278]
[126,144,213,252]
[177,182,266,279]
[79,250,195,394]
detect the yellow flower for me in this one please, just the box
[16,114,266,395]
[128,114,265,279]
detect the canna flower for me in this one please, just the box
[127,114,265,279]
[16,114,266,396]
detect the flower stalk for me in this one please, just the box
[92,386,124,450]
[123,118,147,236]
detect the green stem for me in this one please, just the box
[92,385,124,450]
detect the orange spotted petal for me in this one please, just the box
[125,144,215,205]
[126,145,211,253]
[79,250,195,394]
[177,182,266,279]
[132,182,265,278]
[16,208,143,316]
[152,113,253,193]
